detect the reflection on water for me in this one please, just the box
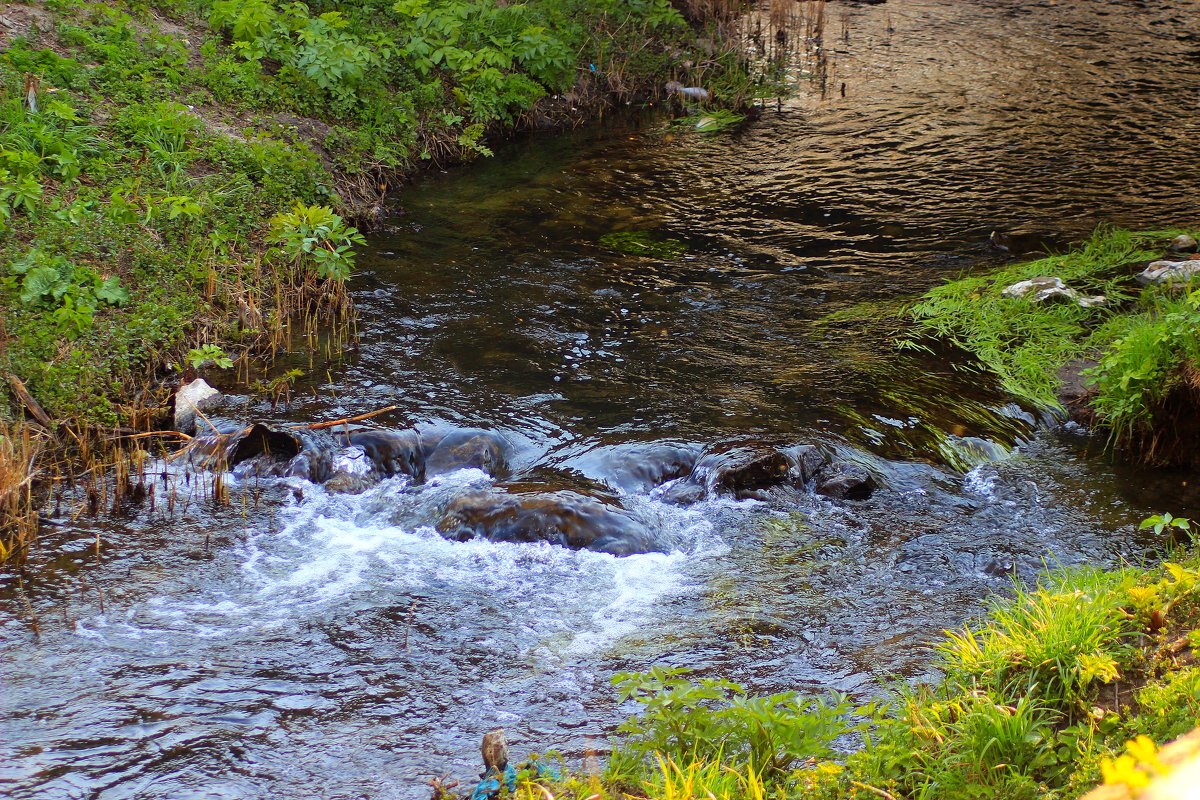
[5,0,1200,797]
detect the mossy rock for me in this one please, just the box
[599,231,687,259]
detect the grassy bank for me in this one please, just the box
[0,0,779,559]
[494,530,1200,800]
[903,227,1200,466]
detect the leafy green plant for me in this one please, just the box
[612,666,853,777]
[186,344,234,370]
[268,203,365,281]
[1140,512,1192,538]
[906,227,1170,407]
[6,249,128,338]
[672,108,746,133]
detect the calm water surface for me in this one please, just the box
[4,0,1200,797]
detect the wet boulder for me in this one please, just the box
[174,378,221,435]
[1001,276,1106,308]
[569,440,702,494]
[437,490,658,555]
[321,445,378,494]
[693,443,794,497]
[815,462,876,500]
[425,428,512,479]
[781,444,828,483]
[348,429,425,479]
[189,422,305,471]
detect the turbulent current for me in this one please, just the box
[4,1,1200,797]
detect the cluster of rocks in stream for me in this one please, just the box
[175,399,877,556]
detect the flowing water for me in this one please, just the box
[5,0,1200,797]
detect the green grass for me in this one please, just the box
[505,536,1200,800]
[903,227,1200,464]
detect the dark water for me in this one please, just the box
[5,1,1200,797]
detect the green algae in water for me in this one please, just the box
[670,109,746,134]
[599,231,687,259]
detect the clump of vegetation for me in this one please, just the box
[502,523,1200,800]
[904,227,1200,466]
[599,230,687,259]
[671,107,746,133]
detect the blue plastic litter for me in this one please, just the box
[469,765,516,800]
[468,761,561,800]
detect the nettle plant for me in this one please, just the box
[268,203,365,281]
[6,248,129,337]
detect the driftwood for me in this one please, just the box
[5,374,54,431]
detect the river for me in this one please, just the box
[4,0,1200,797]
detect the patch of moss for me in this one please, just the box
[599,230,687,259]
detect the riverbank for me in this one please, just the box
[0,0,780,560]
[493,535,1200,800]
[904,227,1200,468]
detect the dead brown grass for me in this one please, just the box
[0,420,41,563]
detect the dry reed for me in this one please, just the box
[0,421,41,563]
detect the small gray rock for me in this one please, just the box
[174,378,221,434]
[1001,276,1105,308]
[1168,234,1198,254]
[1002,276,1075,302]
[1136,260,1200,287]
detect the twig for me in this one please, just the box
[851,781,897,800]
[120,431,194,442]
[5,373,55,431]
[403,598,419,652]
[288,405,398,431]
[16,582,39,641]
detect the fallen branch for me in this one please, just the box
[288,405,398,431]
[119,431,195,442]
[5,374,54,431]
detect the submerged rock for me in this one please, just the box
[348,429,425,479]
[815,463,876,500]
[569,440,702,494]
[1001,276,1106,308]
[437,489,657,555]
[424,428,512,479]
[1136,260,1200,287]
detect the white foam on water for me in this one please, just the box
[963,465,999,499]
[83,465,719,659]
